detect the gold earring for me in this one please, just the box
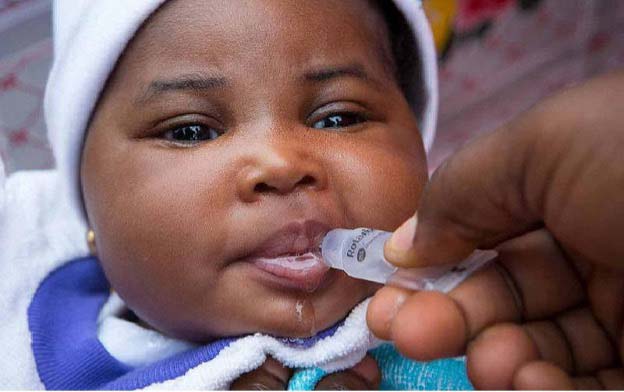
[87,229,97,255]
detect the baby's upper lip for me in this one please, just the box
[247,220,330,259]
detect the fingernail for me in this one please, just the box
[389,215,417,253]
[387,291,408,326]
[385,291,409,341]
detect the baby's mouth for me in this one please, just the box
[249,250,329,292]
[242,221,331,292]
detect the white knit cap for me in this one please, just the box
[44,0,438,224]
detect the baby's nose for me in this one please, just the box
[236,147,327,202]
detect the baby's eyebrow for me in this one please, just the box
[302,63,380,86]
[137,73,229,103]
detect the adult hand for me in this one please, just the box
[230,356,380,390]
[368,71,624,389]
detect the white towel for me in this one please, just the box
[97,292,382,389]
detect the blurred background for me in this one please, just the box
[0,0,623,174]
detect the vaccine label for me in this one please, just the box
[344,228,375,259]
[340,229,396,284]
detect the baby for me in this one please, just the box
[83,0,428,341]
[0,0,470,389]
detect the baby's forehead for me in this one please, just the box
[114,0,394,82]
[142,0,389,37]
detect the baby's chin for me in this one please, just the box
[124,272,380,343]
[219,274,381,340]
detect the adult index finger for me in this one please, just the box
[385,70,624,271]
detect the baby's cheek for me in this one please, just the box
[334,142,426,231]
[85,158,239,339]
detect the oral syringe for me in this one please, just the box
[320,228,497,293]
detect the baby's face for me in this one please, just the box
[81,0,427,341]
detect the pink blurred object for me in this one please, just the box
[456,0,515,32]
[429,0,624,172]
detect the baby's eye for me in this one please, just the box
[311,113,366,129]
[163,124,220,144]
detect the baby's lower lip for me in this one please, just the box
[249,252,330,292]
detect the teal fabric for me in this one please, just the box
[288,343,473,390]
[288,367,327,390]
